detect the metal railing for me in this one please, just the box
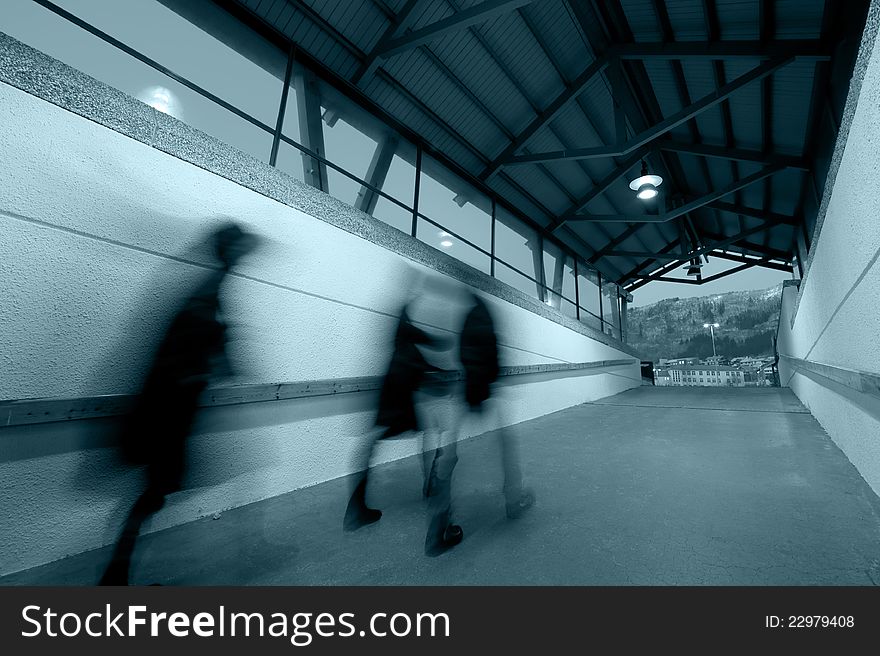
[0,359,638,428]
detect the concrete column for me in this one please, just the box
[293,67,328,192]
[355,135,397,215]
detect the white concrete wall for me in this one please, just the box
[0,82,639,575]
[776,27,880,496]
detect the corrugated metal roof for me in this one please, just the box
[222,0,864,288]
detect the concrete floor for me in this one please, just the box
[4,386,880,585]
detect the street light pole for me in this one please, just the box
[703,322,719,357]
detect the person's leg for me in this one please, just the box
[424,403,465,556]
[99,485,166,585]
[420,401,441,497]
[344,429,382,531]
[491,401,534,519]
[424,439,462,556]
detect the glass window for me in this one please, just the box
[543,242,577,310]
[281,81,300,142]
[495,262,541,301]
[366,140,417,233]
[418,155,491,252]
[380,144,417,207]
[602,283,620,338]
[416,219,491,274]
[560,298,578,320]
[275,140,306,183]
[577,266,602,323]
[322,112,379,207]
[495,207,541,285]
[372,196,413,234]
[50,0,286,126]
[1,0,274,162]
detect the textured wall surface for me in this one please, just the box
[777,17,880,496]
[0,81,638,575]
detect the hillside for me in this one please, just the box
[627,284,782,362]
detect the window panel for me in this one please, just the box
[322,113,379,207]
[418,156,491,251]
[495,262,541,301]
[51,0,285,126]
[577,266,602,321]
[380,146,417,207]
[275,141,306,183]
[603,283,621,338]
[1,0,273,162]
[416,219,490,274]
[495,207,540,284]
[372,196,412,234]
[281,82,301,142]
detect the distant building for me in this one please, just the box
[663,357,699,367]
[705,355,729,366]
[666,365,745,387]
[737,357,770,370]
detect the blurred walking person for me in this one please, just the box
[343,300,451,532]
[99,223,258,585]
[424,292,533,556]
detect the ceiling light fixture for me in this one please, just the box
[629,160,663,200]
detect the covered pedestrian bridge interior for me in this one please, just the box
[1,0,879,584]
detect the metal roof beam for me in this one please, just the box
[699,231,791,259]
[513,8,658,269]
[604,247,791,271]
[566,0,697,278]
[565,147,649,215]
[558,164,785,225]
[504,56,795,165]
[711,250,792,272]
[608,39,830,61]
[620,222,777,287]
[656,140,807,169]
[625,251,777,289]
[478,56,609,181]
[351,0,422,84]
[621,244,686,289]
[699,256,775,283]
[379,0,536,58]
[705,201,799,226]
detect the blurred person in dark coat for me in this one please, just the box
[424,293,533,556]
[99,222,258,585]
[344,300,452,532]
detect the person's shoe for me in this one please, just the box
[98,561,129,586]
[505,488,535,519]
[343,505,382,532]
[425,524,463,557]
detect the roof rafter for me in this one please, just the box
[351,0,422,84]
[379,0,537,59]
[503,56,795,165]
[557,164,785,225]
[655,140,806,169]
[478,56,609,181]
[607,39,830,61]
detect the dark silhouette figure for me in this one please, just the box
[424,294,534,556]
[344,304,449,532]
[99,223,257,585]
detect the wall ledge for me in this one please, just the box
[0,359,637,428]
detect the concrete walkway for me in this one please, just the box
[4,387,880,585]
